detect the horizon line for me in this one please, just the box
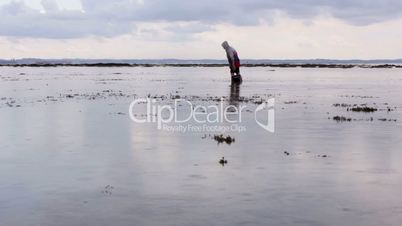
[2,58,402,61]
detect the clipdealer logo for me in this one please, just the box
[254,98,275,133]
[128,98,275,133]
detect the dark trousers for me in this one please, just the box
[230,67,240,74]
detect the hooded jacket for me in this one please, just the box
[222,41,240,68]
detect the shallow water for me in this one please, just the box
[1,66,402,226]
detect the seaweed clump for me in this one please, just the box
[214,134,235,145]
[348,106,377,112]
[219,157,228,166]
[333,116,352,122]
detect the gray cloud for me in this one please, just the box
[1,0,402,38]
[0,0,134,38]
[41,0,59,12]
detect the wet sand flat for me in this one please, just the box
[1,66,402,226]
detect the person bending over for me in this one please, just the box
[221,41,242,83]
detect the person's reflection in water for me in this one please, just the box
[228,81,241,110]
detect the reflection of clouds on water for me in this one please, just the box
[1,66,402,226]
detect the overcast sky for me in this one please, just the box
[1,0,402,59]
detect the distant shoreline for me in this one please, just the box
[1,63,401,68]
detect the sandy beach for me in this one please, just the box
[1,66,401,225]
